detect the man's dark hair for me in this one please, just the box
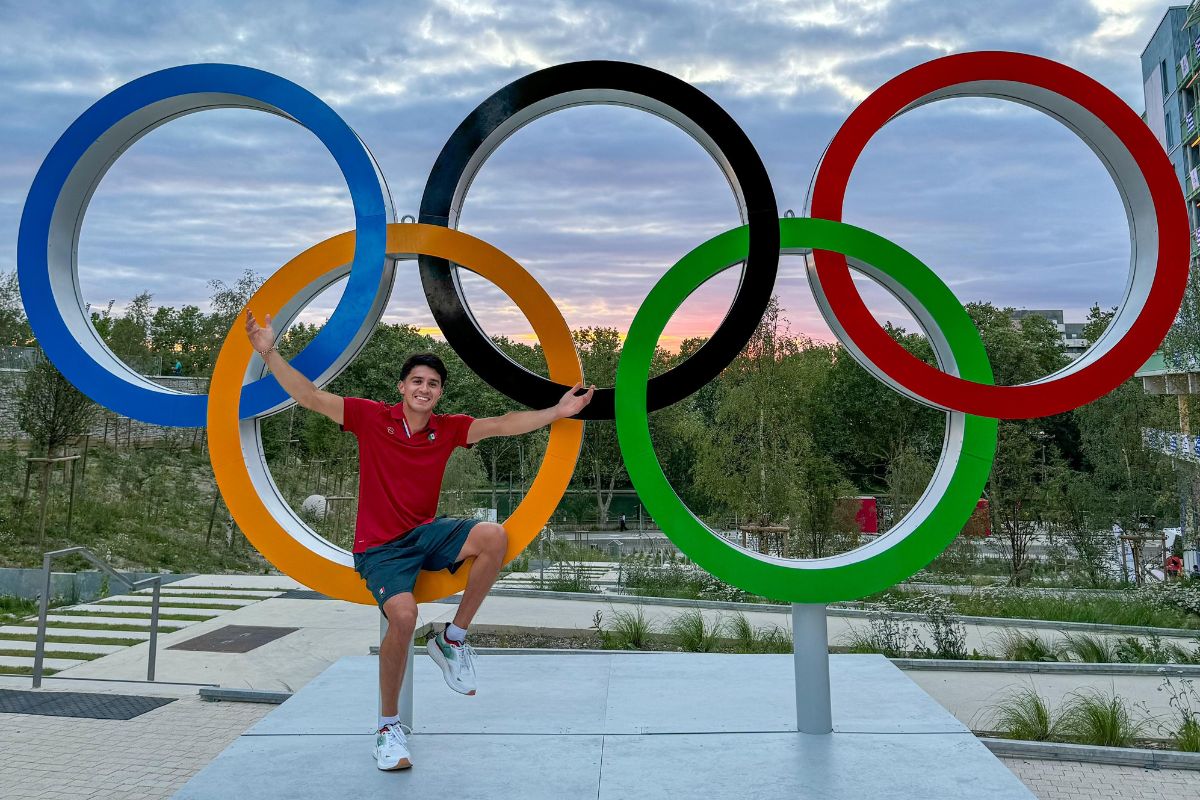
[400,353,448,385]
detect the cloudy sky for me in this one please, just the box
[0,0,1173,351]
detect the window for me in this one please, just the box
[1163,60,1171,98]
[1169,110,1177,148]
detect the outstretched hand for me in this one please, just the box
[245,310,276,354]
[556,382,596,419]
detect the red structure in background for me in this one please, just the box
[851,496,878,534]
[840,496,989,537]
[964,499,991,537]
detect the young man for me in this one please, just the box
[245,311,594,771]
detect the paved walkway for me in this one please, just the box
[1,692,271,799]
[4,573,1200,799]
[1001,758,1200,800]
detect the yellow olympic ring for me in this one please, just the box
[208,223,584,604]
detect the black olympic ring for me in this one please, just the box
[418,60,779,420]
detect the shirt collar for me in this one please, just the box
[389,403,438,434]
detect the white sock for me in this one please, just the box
[378,714,400,731]
[446,623,468,643]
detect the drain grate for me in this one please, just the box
[0,689,175,720]
[276,590,331,600]
[167,625,299,653]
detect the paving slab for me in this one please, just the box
[95,597,252,608]
[0,655,82,670]
[170,575,303,590]
[0,640,124,655]
[174,654,1033,799]
[58,604,229,617]
[0,625,150,641]
[173,734,603,800]
[38,614,195,628]
[598,731,1026,800]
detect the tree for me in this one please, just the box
[963,303,1072,585]
[1163,270,1200,369]
[16,353,97,545]
[807,324,942,494]
[691,297,856,556]
[574,327,626,524]
[0,271,31,346]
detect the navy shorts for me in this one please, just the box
[353,517,480,613]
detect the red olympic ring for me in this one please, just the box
[810,51,1189,419]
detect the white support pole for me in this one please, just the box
[400,637,415,729]
[792,603,832,735]
[378,614,416,729]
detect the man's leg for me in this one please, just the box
[379,592,417,717]
[451,522,508,629]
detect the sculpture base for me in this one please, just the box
[173,653,1033,799]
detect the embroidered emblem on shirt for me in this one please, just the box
[387,427,394,435]
[429,432,436,441]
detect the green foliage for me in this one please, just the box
[0,271,31,345]
[880,586,1200,630]
[17,355,96,457]
[594,606,655,650]
[726,612,792,653]
[1060,689,1149,747]
[667,608,724,652]
[1060,633,1119,664]
[986,687,1068,741]
[1157,675,1200,751]
[990,629,1067,662]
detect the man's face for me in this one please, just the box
[398,365,444,414]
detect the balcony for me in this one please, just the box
[1145,428,1200,462]
[1180,40,1200,91]
[1188,167,1200,202]
[1186,111,1200,149]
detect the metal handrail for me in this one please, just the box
[32,546,164,688]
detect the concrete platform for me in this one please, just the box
[173,653,1034,799]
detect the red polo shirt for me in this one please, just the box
[341,398,475,553]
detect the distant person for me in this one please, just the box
[618,513,627,532]
[1167,554,1184,580]
[246,310,594,772]
[172,359,183,376]
[1191,564,1200,580]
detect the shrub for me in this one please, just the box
[1060,689,1148,748]
[594,606,655,650]
[1113,635,1191,665]
[991,629,1067,662]
[900,594,967,659]
[1156,675,1200,752]
[986,688,1066,742]
[668,609,724,652]
[1061,633,1119,664]
[728,612,792,654]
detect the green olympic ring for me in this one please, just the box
[615,217,998,604]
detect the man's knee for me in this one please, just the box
[382,594,417,632]
[481,522,508,554]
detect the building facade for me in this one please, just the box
[1141,5,1200,254]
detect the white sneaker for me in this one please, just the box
[427,627,478,695]
[373,722,412,770]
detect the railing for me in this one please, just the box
[32,546,163,688]
[1143,428,1200,463]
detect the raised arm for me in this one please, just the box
[245,310,345,425]
[467,382,595,444]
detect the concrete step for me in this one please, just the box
[58,604,227,618]
[36,614,192,629]
[0,639,125,655]
[0,655,85,671]
[0,625,150,641]
[95,596,251,609]
[169,576,300,590]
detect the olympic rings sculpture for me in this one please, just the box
[17,52,1188,605]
